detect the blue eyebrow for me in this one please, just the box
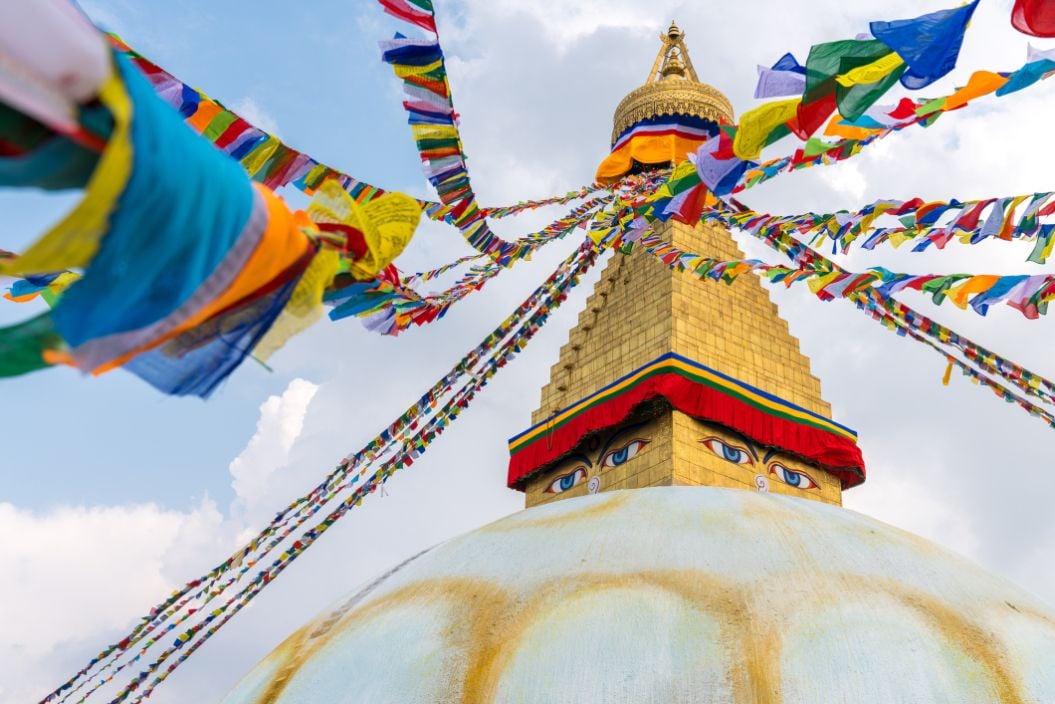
[563,452,593,468]
[762,449,777,463]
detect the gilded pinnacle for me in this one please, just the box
[609,22,735,144]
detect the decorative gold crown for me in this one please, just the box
[610,22,735,146]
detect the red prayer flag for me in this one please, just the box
[1012,0,1055,37]
[378,0,438,33]
[953,199,995,230]
[891,197,925,215]
[791,93,837,140]
[886,97,919,120]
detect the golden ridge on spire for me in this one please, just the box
[610,21,734,145]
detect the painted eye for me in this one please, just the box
[602,439,649,468]
[701,437,753,465]
[545,467,588,494]
[769,463,819,490]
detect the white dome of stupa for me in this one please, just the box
[222,487,1055,704]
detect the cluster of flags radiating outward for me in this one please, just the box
[0,0,1053,700]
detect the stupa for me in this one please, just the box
[222,24,1055,704]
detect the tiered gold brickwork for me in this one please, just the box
[524,218,842,508]
[533,219,830,422]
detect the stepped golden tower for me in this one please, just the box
[223,24,1055,704]
[508,22,862,509]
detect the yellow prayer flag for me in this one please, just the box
[253,248,341,361]
[835,53,905,88]
[807,271,842,295]
[0,69,134,276]
[240,135,281,177]
[392,59,443,78]
[733,98,800,161]
[307,180,422,280]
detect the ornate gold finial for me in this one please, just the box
[610,22,735,145]
[661,47,687,79]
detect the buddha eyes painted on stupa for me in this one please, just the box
[543,423,653,494]
[532,415,836,502]
[769,462,819,490]
[698,424,822,493]
[701,437,753,465]
[601,438,649,468]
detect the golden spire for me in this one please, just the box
[661,47,687,79]
[651,21,699,83]
[610,21,734,145]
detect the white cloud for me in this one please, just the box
[0,501,210,656]
[228,96,281,137]
[0,378,321,702]
[818,161,868,201]
[0,499,226,701]
[229,378,319,523]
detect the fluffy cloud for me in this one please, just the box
[229,378,318,525]
[0,379,321,702]
[0,500,226,701]
[228,97,282,138]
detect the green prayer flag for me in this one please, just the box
[0,313,64,377]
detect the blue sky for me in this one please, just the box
[0,0,441,509]
[3,0,1055,701]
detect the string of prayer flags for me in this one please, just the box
[0,35,422,396]
[327,194,612,335]
[44,239,600,704]
[399,252,484,286]
[857,292,1055,427]
[699,45,1055,198]
[109,33,600,233]
[479,182,603,218]
[694,192,1055,258]
[1013,0,1055,37]
[868,293,1055,407]
[616,167,1055,414]
[624,224,1055,320]
[736,1,975,163]
[378,1,534,265]
[694,36,1054,201]
[703,197,1055,414]
[107,34,392,201]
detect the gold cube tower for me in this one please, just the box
[507,24,864,509]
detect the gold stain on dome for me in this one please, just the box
[610,21,735,145]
